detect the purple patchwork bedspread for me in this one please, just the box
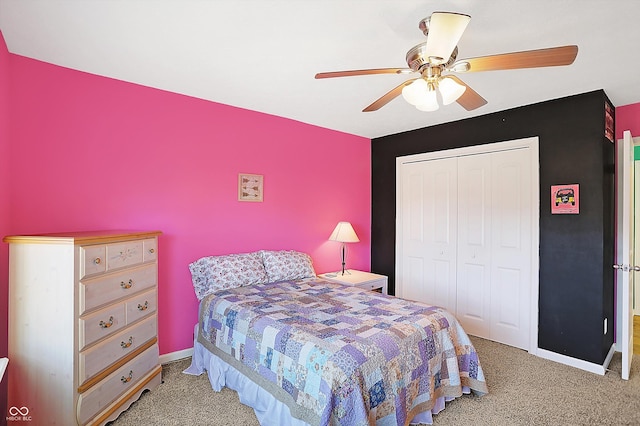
[198,278,487,426]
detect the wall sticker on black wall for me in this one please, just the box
[605,102,614,143]
[551,184,579,214]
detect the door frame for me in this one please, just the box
[395,136,540,354]
[634,142,640,316]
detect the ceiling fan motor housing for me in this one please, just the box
[406,43,458,76]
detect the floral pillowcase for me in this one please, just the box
[188,251,268,300]
[260,250,316,283]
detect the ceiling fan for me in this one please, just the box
[315,12,578,112]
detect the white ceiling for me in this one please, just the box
[1,0,638,139]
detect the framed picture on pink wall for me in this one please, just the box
[238,173,263,202]
[551,183,579,214]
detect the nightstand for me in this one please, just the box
[318,270,388,295]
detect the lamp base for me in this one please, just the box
[340,243,350,275]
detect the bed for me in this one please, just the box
[184,250,487,425]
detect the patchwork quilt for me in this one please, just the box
[198,278,488,426]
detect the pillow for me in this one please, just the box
[189,251,268,300]
[260,250,316,283]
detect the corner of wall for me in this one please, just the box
[0,28,12,422]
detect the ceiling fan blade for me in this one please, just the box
[454,45,578,72]
[424,12,471,64]
[315,68,413,79]
[447,75,487,110]
[363,79,418,112]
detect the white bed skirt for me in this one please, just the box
[184,325,467,425]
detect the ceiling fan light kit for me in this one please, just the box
[315,11,578,113]
[405,80,438,111]
[402,74,467,111]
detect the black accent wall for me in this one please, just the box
[371,90,615,365]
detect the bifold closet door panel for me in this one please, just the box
[489,148,532,350]
[397,157,458,313]
[456,152,493,338]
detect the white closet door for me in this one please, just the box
[397,158,458,312]
[456,149,531,348]
[396,138,537,352]
[456,152,493,338]
[489,149,532,350]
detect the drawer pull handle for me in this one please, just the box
[138,301,149,311]
[94,257,102,265]
[149,248,155,254]
[121,337,133,348]
[99,316,114,329]
[120,279,133,289]
[121,371,133,384]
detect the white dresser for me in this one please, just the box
[4,230,162,425]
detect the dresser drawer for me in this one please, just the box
[80,304,126,350]
[77,343,159,425]
[81,245,107,278]
[143,238,158,262]
[319,270,388,295]
[126,289,157,324]
[358,279,386,292]
[78,315,157,385]
[79,264,157,315]
[106,240,145,271]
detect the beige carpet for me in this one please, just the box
[109,337,640,425]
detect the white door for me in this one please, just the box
[634,160,640,316]
[615,129,635,380]
[398,157,458,313]
[456,149,532,350]
[456,152,492,337]
[489,148,532,350]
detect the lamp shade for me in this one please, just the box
[438,76,466,105]
[423,12,471,65]
[328,222,360,243]
[401,79,428,106]
[415,89,439,111]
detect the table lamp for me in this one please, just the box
[328,221,360,275]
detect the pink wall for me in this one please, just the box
[616,103,640,140]
[0,31,11,418]
[7,54,371,355]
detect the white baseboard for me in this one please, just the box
[536,343,615,375]
[0,357,8,382]
[160,347,194,364]
[603,344,616,371]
